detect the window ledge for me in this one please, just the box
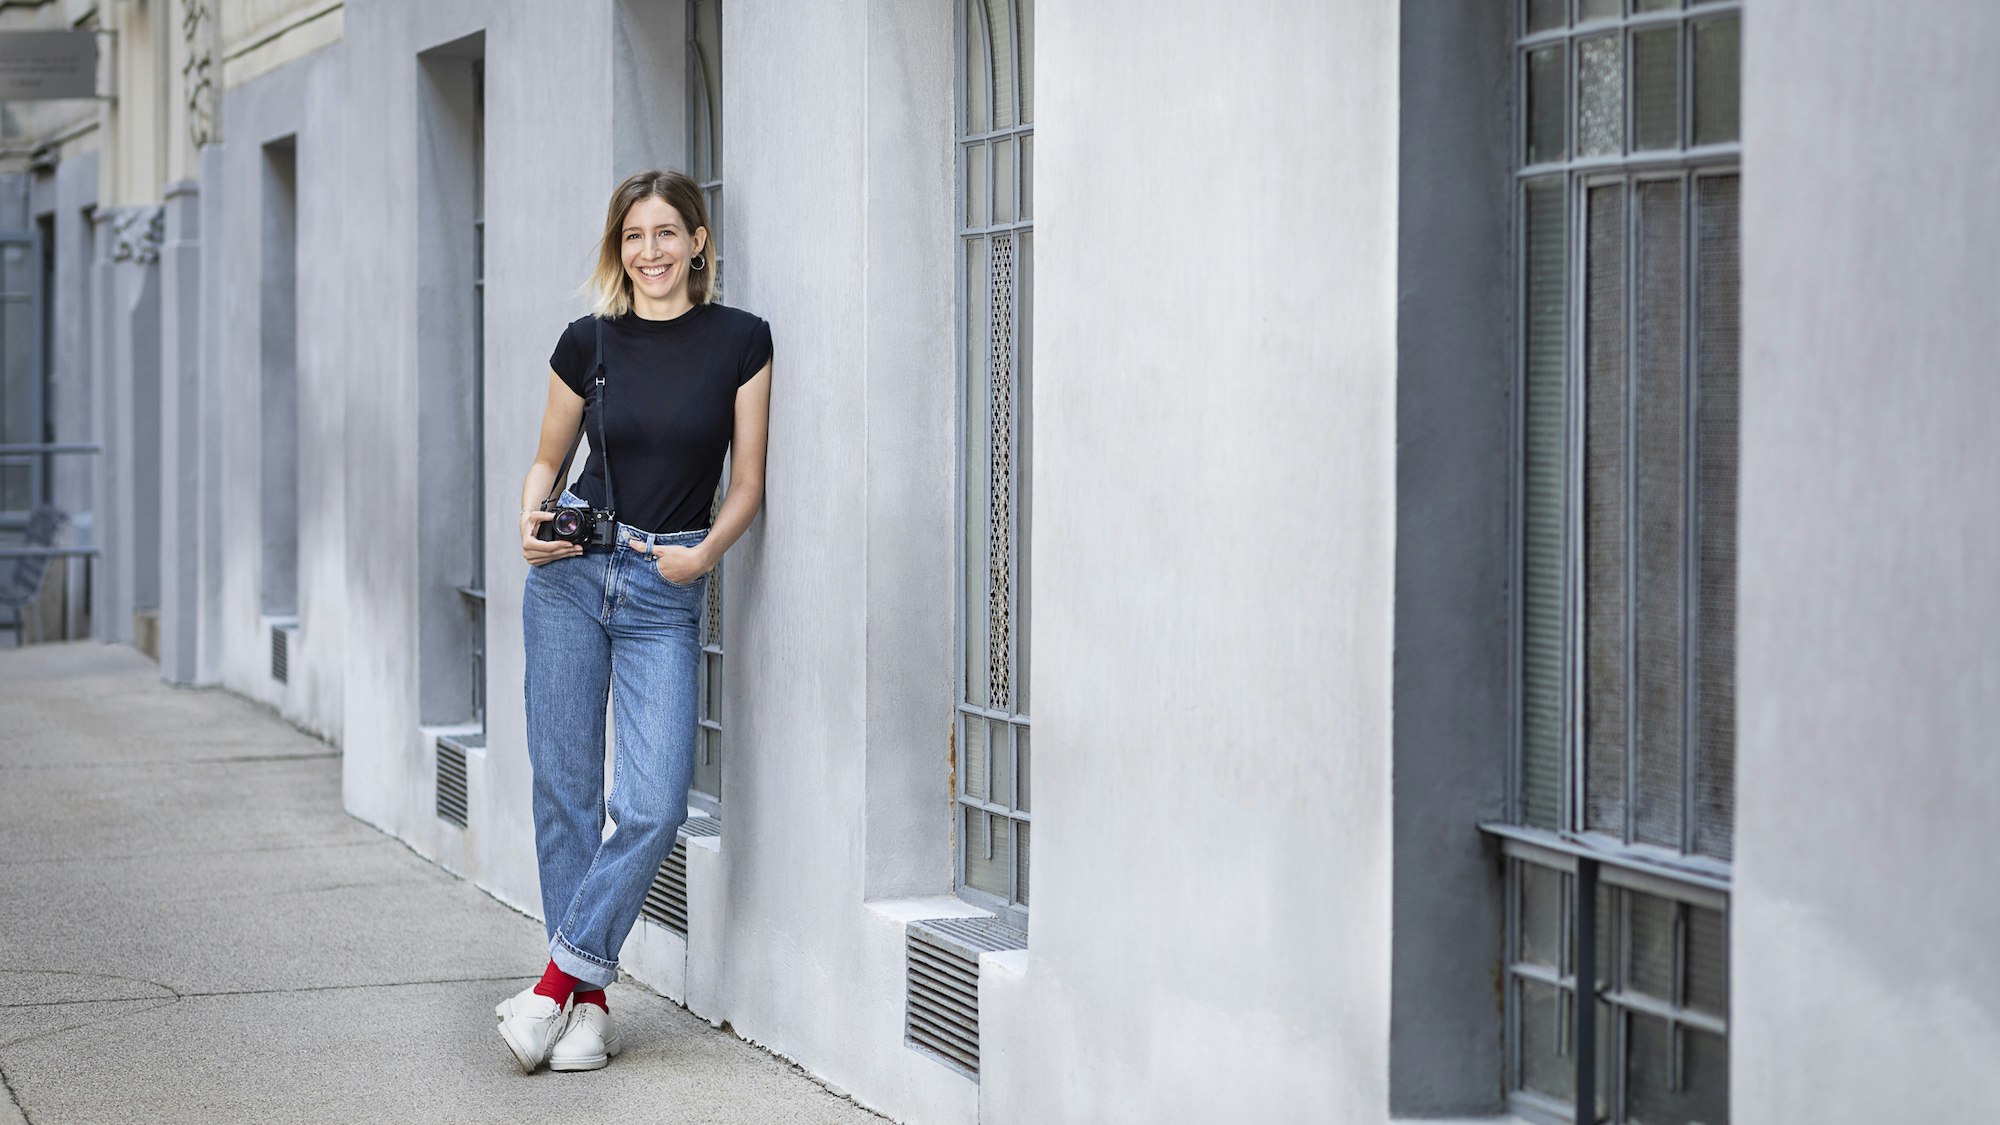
[421,722,485,756]
[1480,821,1731,909]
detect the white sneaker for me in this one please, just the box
[494,985,546,1023]
[548,1002,622,1072]
[497,993,570,1074]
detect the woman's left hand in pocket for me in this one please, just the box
[629,537,711,585]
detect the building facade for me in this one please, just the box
[2,1,1996,1123]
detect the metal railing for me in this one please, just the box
[0,442,100,642]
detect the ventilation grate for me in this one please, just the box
[270,625,289,683]
[639,817,719,936]
[434,737,469,827]
[986,232,1016,712]
[904,916,1027,1079]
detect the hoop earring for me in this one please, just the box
[691,251,707,272]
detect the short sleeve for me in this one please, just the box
[548,319,592,396]
[736,317,774,387]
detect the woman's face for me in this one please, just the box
[620,195,704,309]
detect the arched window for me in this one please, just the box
[689,0,726,812]
[956,0,1033,926]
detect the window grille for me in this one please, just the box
[0,231,45,519]
[1501,2,1739,1121]
[270,622,288,683]
[640,818,718,935]
[903,915,1027,1078]
[956,0,1033,925]
[689,0,726,811]
[435,733,476,828]
[689,0,724,294]
[460,61,489,732]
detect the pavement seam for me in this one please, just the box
[170,974,535,1001]
[0,838,389,869]
[0,972,533,1010]
[0,1055,33,1125]
[0,751,341,770]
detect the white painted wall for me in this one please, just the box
[212,46,344,738]
[1735,2,2000,1120]
[703,1,971,1120]
[984,2,1401,1122]
[327,0,621,916]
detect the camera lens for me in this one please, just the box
[553,510,582,537]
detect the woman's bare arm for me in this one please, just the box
[520,369,587,565]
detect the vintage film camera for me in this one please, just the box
[535,501,619,548]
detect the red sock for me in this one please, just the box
[573,988,608,1011]
[532,960,583,1006]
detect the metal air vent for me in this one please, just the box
[640,816,720,936]
[904,915,1027,1079]
[270,625,288,683]
[434,736,472,827]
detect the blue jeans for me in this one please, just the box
[522,491,707,988]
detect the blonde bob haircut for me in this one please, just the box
[587,170,714,318]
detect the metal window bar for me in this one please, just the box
[955,0,1032,926]
[1496,838,1731,1124]
[687,0,726,813]
[0,229,48,522]
[0,444,98,643]
[460,214,488,731]
[1515,0,1741,871]
[689,0,724,289]
[1510,0,1739,1119]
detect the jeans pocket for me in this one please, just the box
[644,541,707,589]
[658,566,703,590]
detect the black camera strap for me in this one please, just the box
[542,317,618,515]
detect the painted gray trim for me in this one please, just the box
[1388,0,1514,1114]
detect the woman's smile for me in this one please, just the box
[618,195,702,318]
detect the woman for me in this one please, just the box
[496,170,772,1073]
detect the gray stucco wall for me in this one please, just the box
[712,4,971,1120]
[984,2,1402,1122]
[1734,2,2000,1120]
[212,43,344,736]
[329,0,622,909]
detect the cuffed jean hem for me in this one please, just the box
[550,933,619,989]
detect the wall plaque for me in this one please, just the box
[0,30,97,101]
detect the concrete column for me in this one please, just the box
[50,155,98,643]
[91,206,163,649]
[157,180,203,683]
[88,212,121,644]
[195,143,225,683]
[858,0,957,902]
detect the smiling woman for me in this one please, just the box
[495,169,774,1076]
[586,171,719,318]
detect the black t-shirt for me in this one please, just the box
[549,304,772,535]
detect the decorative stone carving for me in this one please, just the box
[183,0,216,147]
[110,207,166,265]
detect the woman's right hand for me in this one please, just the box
[522,510,583,565]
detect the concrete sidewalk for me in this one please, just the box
[0,643,888,1125]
